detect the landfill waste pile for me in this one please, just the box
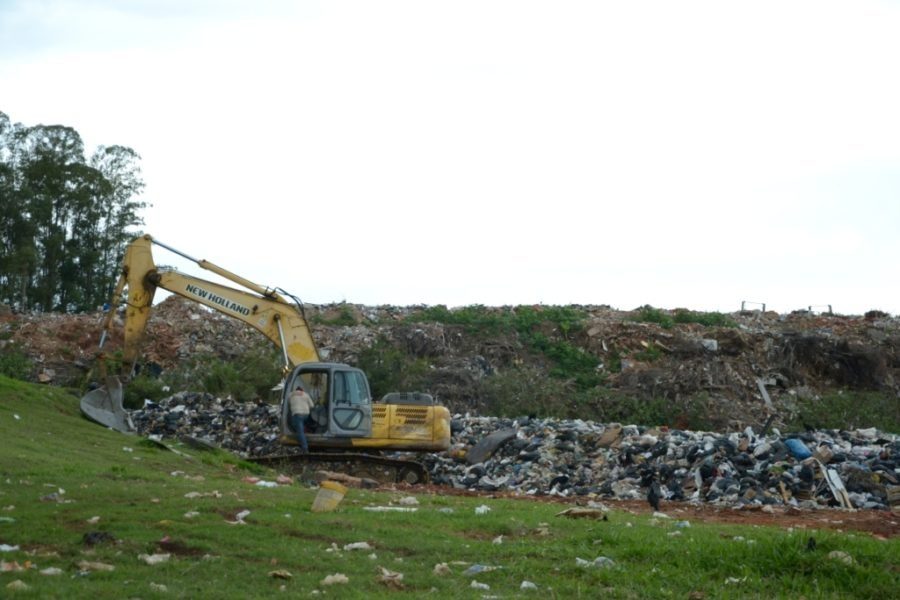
[131,394,900,511]
[4,296,900,431]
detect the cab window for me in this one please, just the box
[333,371,370,405]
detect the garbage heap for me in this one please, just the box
[131,393,899,510]
[429,416,899,510]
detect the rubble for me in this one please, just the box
[130,388,899,510]
[424,416,899,510]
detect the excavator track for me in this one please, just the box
[248,452,430,485]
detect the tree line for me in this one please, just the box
[0,111,146,312]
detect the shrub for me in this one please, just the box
[123,374,169,409]
[0,344,31,381]
[356,337,430,398]
[784,390,900,433]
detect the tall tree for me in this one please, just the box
[0,112,146,312]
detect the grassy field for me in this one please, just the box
[0,375,897,599]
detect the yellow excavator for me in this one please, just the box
[81,234,451,482]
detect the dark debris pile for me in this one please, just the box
[131,394,899,510]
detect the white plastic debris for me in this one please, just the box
[828,551,854,565]
[12,415,20,421]
[150,582,169,592]
[77,560,115,572]
[123,447,133,452]
[433,563,451,576]
[521,580,538,590]
[470,580,490,590]
[40,567,64,576]
[6,580,28,591]
[363,506,417,513]
[184,511,200,519]
[343,542,373,551]
[321,573,349,585]
[0,544,19,552]
[226,510,251,525]
[254,480,278,488]
[139,553,171,565]
[463,564,501,576]
[492,535,503,545]
[475,504,491,515]
[87,516,100,524]
[397,496,419,506]
[675,520,691,528]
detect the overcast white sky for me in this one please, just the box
[2,0,899,315]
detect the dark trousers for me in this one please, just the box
[291,413,309,453]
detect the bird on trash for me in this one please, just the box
[647,478,661,512]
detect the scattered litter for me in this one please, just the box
[397,496,419,506]
[184,491,221,499]
[438,507,455,514]
[321,573,349,585]
[475,505,491,515]
[653,512,671,519]
[122,447,133,453]
[576,556,615,568]
[254,481,278,488]
[725,577,747,585]
[311,481,347,513]
[667,531,682,537]
[184,511,200,519]
[433,563,451,576]
[269,570,293,579]
[492,535,504,545]
[363,506,417,513]
[2,506,13,511]
[470,580,490,590]
[83,531,116,546]
[77,560,115,572]
[377,566,404,589]
[675,521,691,528]
[0,544,19,552]
[86,516,100,524]
[369,553,378,560]
[463,564,501,576]
[343,542,373,551]
[2,560,28,572]
[13,414,20,421]
[242,476,260,484]
[556,507,608,520]
[226,510,251,525]
[6,580,28,591]
[276,474,293,485]
[40,567,63,576]
[149,583,168,593]
[521,580,538,590]
[139,553,171,565]
[828,551,854,565]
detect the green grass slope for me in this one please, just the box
[0,375,897,598]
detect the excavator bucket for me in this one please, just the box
[80,377,135,433]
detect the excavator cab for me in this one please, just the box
[281,362,373,445]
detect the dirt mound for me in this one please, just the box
[2,299,898,430]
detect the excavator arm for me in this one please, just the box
[83,234,319,432]
[114,235,318,369]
